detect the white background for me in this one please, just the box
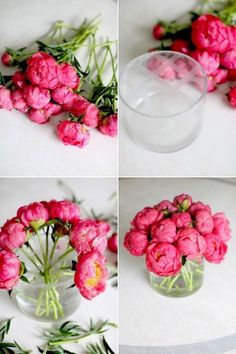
[0,0,117,177]
[119,178,236,347]
[119,0,236,177]
[0,178,118,353]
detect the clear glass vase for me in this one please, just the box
[149,259,204,297]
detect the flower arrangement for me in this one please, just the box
[0,17,117,148]
[150,0,236,107]
[0,199,112,320]
[124,194,231,296]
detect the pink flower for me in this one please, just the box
[57,121,90,148]
[96,220,111,234]
[213,68,228,84]
[1,51,14,66]
[173,194,192,211]
[206,76,217,92]
[26,52,61,89]
[228,69,236,81]
[123,228,149,256]
[69,97,99,128]
[176,228,206,260]
[49,200,80,223]
[24,85,50,109]
[62,93,81,111]
[151,219,176,243]
[191,14,232,53]
[0,86,13,110]
[70,219,107,254]
[82,104,99,128]
[189,202,212,216]
[204,233,227,263]
[152,24,165,40]
[131,207,162,231]
[0,250,21,290]
[213,212,231,242]
[74,251,108,300]
[12,71,26,88]
[171,212,192,228]
[171,39,190,54]
[44,102,63,116]
[17,202,49,229]
[0,218,26,251]
[221,49,236,69]
[27,108,50,124]
[108,233,117,253]
[195,209,214,235]
[146,242,181,277]
[60,63,80,89]
[51,85,75,105]
[191,50,220,75]
[146,56,176,80]
[11,89,29,113]
[227,86,236,108]
[98,114,117,137]
[155,200,177,214]
[174,58,191,79]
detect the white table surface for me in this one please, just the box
[0,0,117,177]
[119,178,236,348]
[0,178,118,353]
[119,0,236,177]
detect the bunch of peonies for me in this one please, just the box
[124,194,231,277]
[151,12,236,107]
[0,199,111,300]
[0,51,117,147]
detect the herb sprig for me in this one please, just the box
[85,336,115,354]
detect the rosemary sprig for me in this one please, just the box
[0,319,12,341]
[38,345,76,354]
[0,319,31,354]
[85,336,115,354]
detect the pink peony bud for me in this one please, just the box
[146,242,182,277]
[0,85,13,110]
[206,75,217,92]
[12,71,26,88]
[152,24,165,40]
[49,200,80,223]
[213,212,231,242]
[195,209,214,235]
[11,89,29,113]
[24,85,50,109]
[171,212,192,229]
[17,202,49,230]
[44,102,63,116]
[74,250,108,300]
[98,113,118,137]
[68,97,99,128]
[108,233,117,253]
[176,228,206,260]
[191,50,220,75]
[26,52,62,89]
[96,220,111,234]
[57,121,90,148]
[51,85,75,105]
[228,69,236,81]
[151,219,176,243]
[0,218,26,251]
[155,200,177,214]
[0,250,21,290]
[131,206,162,232]
[70,219,107,255]
[204,233,227,263]
[171,39,190,54]
[213,68,228,84]
[1,51,14,66]
[27,108,50,124]
[147,56,176,80]
[123,228,149,256]
[60,62,80,89]
[220,49,236,69]
[173,194,192,211]
[189,202,212,216]
[227,86,236,108]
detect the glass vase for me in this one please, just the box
[149,259,204,297]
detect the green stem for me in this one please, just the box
[19,247,43,273]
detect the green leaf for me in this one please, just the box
[85,336,115,354]
[0,319,12,341]
[20,275,30,283]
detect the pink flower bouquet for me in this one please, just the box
[0,199,112,321]
[124,194,231,297]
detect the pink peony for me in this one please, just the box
[204,233,227,263]
[171,212,192,228]
[228,69,236,81]
[173,194,192,211]
[171,39,190,54]
[195,209,214,235]
[51,85,75,105]
[191,50,220,75]
[57,121,90,148]
[62,93,81,111]
[147,56,176,80]
[44,102,62,116]
[0,250,21,290]
[206,75,217,92]
[108,233,117,253]
[131,206,162,231]
[151,219,176,243]
[152,24,165,40]
[11,89,29,113]
[27,108,50,124]
[49,200,80,223]
[24,85,50,109]
[26,52,61,89]
[0,218,26,251]
[74,250,108,300]
[12,71,26,88]
[1,51,13,66]
[213,212,231,242]
[227,86,236,108]
[0,86,13,110]
[123,228,149,256]
[220,49,236,69]
[189,201,212,216]
[60,62,80,89]
[146,242,181,277]
[155,200,177,214]
[213,68,228,84]
[17,202,49,229]
[70,219,107,254]
[176,228,206,260]
[98,114,117,137]
[96,220,111,234]
[191,14,233,53]
[69,98,99,128]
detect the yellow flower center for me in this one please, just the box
[85,262,103,287]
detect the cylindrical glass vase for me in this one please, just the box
[149,259,204,297]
